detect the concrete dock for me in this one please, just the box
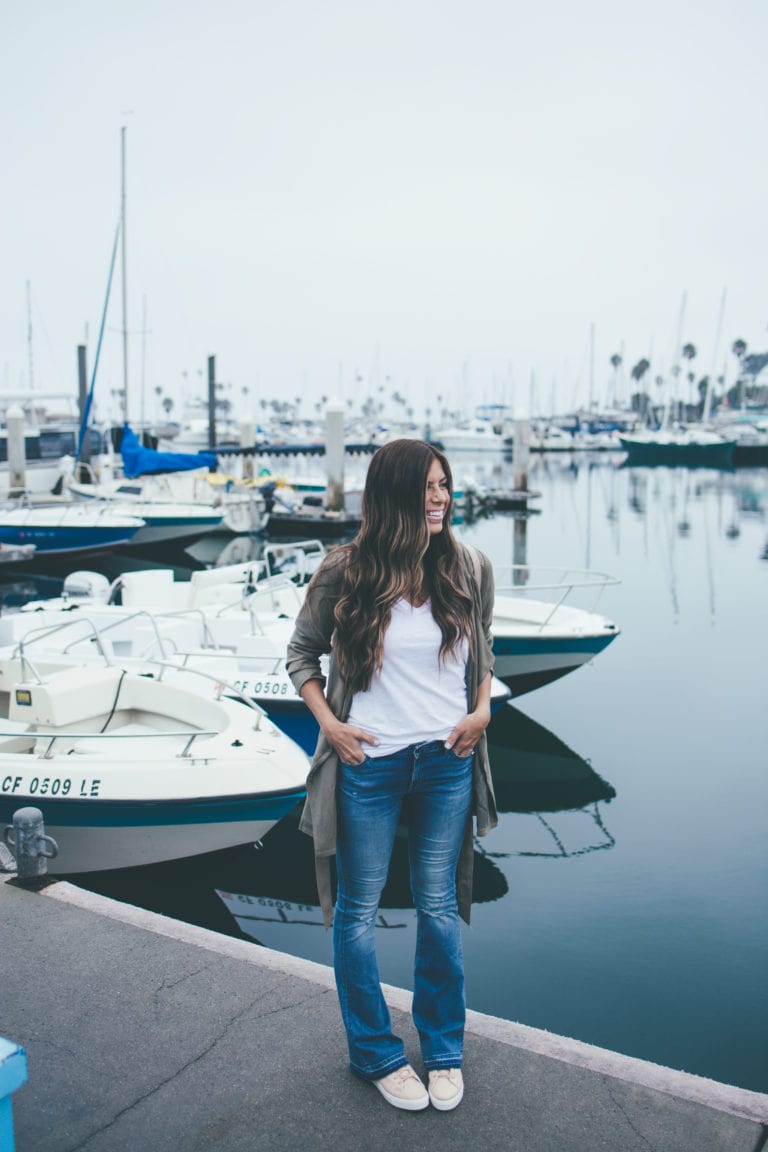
[2,873,766,1151]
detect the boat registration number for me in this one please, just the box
[2,775,102,798]
[224,893,314,913]
[233,677,294,698]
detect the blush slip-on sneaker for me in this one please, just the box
[374,1064,430,1111]
[428,1068,464,1111]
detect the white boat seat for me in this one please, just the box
[69,721,193,757]
[8,666,127,729]
[6,664,225,735]
[235,634,283,659]
[0,717,38,754]
[120,570,180,611]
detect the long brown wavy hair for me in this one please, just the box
[332,438,473,694]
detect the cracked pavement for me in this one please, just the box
[1,876,765,1152]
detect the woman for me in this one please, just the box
[286,438,497,1112]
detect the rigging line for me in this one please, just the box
[75,219,122,467]
[99,667,128,733]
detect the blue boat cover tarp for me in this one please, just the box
[120,425,217,478]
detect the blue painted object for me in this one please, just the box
[0,1037,28,1152]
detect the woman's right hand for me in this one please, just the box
[322,717,377,765]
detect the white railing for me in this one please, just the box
[13,607,289,707]
[0,725,218,760]
[493,566,620,623]
[12,625,269,728]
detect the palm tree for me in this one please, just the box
[628,358,650,419]
[681,343,697,414]
[631,357,650,386]
[608,353,622,409]
[731,339,748,410]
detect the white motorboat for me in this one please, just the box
[5,544,620,742]
[2,565,511,755]
[65,482,225,545]
[490,567,620,693]
[433,422,510,452]
[529,426,576,453]
[67,472,264,536]
[0,390,111,499]
[0,503,145,556]
[0,652,309,873]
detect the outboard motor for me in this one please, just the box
[61,571,112,604]
[260,480,277,514]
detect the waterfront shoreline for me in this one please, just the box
[2,872,765,1151]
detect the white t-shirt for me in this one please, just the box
[346,598,469,757]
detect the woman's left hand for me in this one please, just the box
[444,706,491,758]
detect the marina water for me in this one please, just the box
[15,452,765,1094]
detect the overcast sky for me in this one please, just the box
[2,0,766,425]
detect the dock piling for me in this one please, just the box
[324,401,345,512]
[513,412,530,492]
[77,344,91,469]
[6,405,26,497]
[240,420,256,480]
[2,807,58,881]
[207,355,216,450]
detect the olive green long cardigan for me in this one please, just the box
[285,543,498,927]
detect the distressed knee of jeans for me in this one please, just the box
[336,895,381,931]
[414,892,457,917]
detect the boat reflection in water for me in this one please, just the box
[217,704,616,943]
[483,704,616,861]
[72,703,616,962]
[217,820,508,941]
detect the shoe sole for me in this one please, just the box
[374,1079,429,1111]
[429,1083,464,1111]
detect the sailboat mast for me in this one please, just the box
[140,293,147,428]
[704,288,727,424]
[26,279,34,391]
[664,290,687,430]
[120,126,129,425]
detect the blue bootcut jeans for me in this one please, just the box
[334,739,474,1081]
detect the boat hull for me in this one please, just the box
[126,516,224,546]
[0,525,140,555]
[619,436,736,467]
[265,512,361,538]
[733,442,768,467]
[491,590,620,693]
[0,789,305,873]
[492,632,618,694]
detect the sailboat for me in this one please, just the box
[620,292,737,468]
[618,426,737,467]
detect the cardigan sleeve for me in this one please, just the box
[286,550,345,695]
[480,549,495,667]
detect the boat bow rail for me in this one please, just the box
[1,726,220,761]
[492,566,621,631]
[8,598,300,705]
[11,620,271,730]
